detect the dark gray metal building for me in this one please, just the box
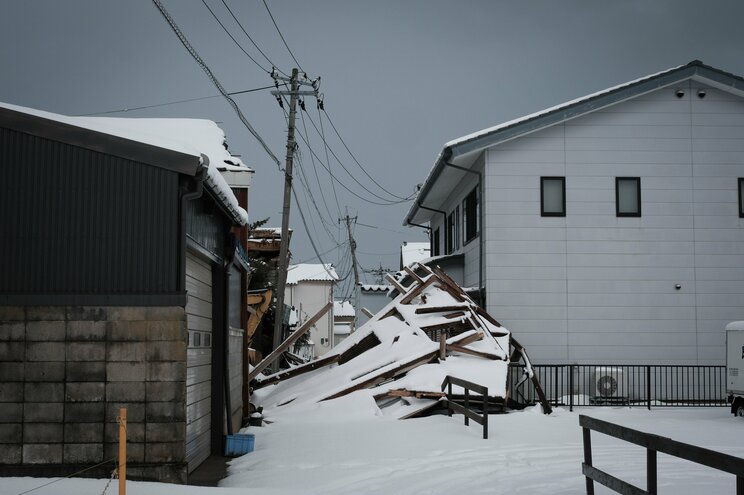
[0,104,249,482]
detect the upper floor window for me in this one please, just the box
[445,206,460,254]
[616,177,641,217]
[739,178,744,218]
[432,227,440,257]
[541,177,565,217]
[462,187,479,244]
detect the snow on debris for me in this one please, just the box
[252,263,546,421]
[0,101,249,225]
[286,263,339,285]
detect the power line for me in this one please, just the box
[296,240,347,264]
[200,0,269,73]
[298,108,338,220]
[152,0,282,169]
[219,0,288,76]
[322,108,416,201]
[79,85,274,116]
[315,98,342,215]
[262,0,304,74]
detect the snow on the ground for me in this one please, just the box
[6,406,742,494]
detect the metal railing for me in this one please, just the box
[580,414,744,495]
[441,375,489,439]
[509,364,726,410]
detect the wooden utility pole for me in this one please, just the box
[270,68,320,372]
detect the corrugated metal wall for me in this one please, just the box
[0,127,180,295]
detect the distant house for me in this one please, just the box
[333,300,355,347]
[358,285,391,327]
[0,103,251,482]
[404,60,744,365]
[285,264,338,357]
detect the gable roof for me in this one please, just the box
[404,60,744,226]
[286,263,338,285]
[334,300,356,317]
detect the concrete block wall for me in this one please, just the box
[0,306,188,483]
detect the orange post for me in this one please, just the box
[119,407,126,495]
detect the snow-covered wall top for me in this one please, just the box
[333,300,355,317]
[286,263,339,285]
[0,101,249,225]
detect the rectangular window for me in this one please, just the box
[541,177,565,217]
[739,178,744,218]
[462,187,479,244]
[616,177,641,217]
[445,207,460,254]
[432,228,440,257]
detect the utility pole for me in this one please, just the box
[342,214,361,327]
[364,263,393,285]
[270,68,319,372]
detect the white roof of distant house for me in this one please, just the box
[361,284,391,292]
[0,101,250,225]
[401,242,430,268]
[333,323,352,336]
[286,264,338,285]
[333,300,355,317]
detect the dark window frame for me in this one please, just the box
[432,227,440,257]
[540,177,566,217]
[616,177,642,217]
[739,178,744,218]
[445,206,460,255]
[463,187,479,245]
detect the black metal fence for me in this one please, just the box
[509,364,727,410]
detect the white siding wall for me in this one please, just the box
[485,80,744,364]
[286,281,334,357]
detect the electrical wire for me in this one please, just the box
[290,186,337,280]
[316,97,343,215]
[262,0,305,74]
[200,0,270,73]
[296,240,347,264]
[299,107,339,220]
[152,0,282,169]
[78,85,274,116]
[219,0,288,76]
[321,107,416,201]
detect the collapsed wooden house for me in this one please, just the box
[249,263,551,419]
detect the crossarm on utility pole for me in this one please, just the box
[247,301,332,383]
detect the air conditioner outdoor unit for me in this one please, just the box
[593,367,624,400]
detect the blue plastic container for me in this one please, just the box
[224,433,255,456]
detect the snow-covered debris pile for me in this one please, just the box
[252,263,550,420]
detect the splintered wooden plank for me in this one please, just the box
[380,306,403,321]
[403,265,425,285]
[361,307,374,318]
[338,332,382,365]
[320,350,439,402]
[420,318,473,334]
[431,266,467,302]
[450,330,483,347]
[473,305,502,327]
[374,389,446,399]
[414,305,469,315]
[397,400,441,420]
[253,353,341,389]
[444,311,467,319]
[446,343,503,361]
[385,273,408,295]
[400,275,437,305]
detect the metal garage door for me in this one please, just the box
[185,252,213,473]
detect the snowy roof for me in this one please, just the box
[334,300,355,317]
[401,242,430,268]
[405,60,744,226]
[333,323,352,336]
[286,264,338,285]
[0,101,249,225]
[361,284,392,293]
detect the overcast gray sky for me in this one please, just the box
[2,0,744,298]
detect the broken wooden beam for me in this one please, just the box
[449,330,483,347]
[361,307,374,318]
[446,343,503,361]
[254,353,341,389]
[414,305,469,315]
[247,301,332,383]
[320,350,439,402]
[400,275,437,305]
[374,389,446,400]
[403,265,425,285]
[385,273,407,295]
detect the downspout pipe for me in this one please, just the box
[442,149,485,308]
[179,155,208,297]
[416,202,446,257]
[223,238,237,436]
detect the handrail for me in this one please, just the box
[580,414,744,495]
[441,375,489,439]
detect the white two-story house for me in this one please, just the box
[404,60,744,365]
